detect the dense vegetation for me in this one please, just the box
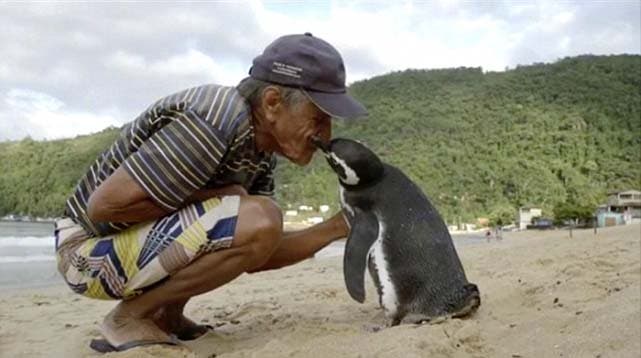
[0,129,119,217]
[1,55,639,225]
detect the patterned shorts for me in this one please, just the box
[55,196,240,300]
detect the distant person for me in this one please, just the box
[495,226,503,241]
[486,230,492,242]
[55,33,366,351]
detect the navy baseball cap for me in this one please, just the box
[249,33,367,119]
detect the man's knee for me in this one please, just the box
[233,196,283,267]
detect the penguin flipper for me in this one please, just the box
[343,209,379,303]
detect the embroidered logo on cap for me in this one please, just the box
[272,62,302,78]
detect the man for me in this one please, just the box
[55,33,367,351]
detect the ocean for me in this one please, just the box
[0,220,60,289]
[0,220,486,290]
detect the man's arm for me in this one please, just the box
[248,211,350,273]
[89,166,347,270]
[87,166,245,224]
[87,166,169,223]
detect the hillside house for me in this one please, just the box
[596,190,641,226]
[518,206,542,230]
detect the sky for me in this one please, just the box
[1,0,639,141]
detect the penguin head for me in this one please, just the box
[312,136,384,187]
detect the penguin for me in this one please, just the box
[312,136,480,326]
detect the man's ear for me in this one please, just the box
[261,86,283,123]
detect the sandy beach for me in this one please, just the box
[0,223,639,358]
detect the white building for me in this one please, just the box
[518,207,542,230]
[285,210,298,217]
[306,217,324,225]
[606,190,641,220]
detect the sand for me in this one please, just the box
[0,223,639,358]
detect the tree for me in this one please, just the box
[488,204,516,227]
[553,202,595,225]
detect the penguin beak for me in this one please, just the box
[311,135,330,154]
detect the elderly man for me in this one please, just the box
[54,33,367,351]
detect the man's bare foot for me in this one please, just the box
[153,306,212,341]
[100,302,175,349]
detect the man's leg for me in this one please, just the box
[100,195,283,346]
[152,298,211,340]
[154,210,350,339]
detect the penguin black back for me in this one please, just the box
[314,136,480,325]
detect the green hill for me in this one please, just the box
[1,55,639,224]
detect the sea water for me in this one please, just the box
[0,221,59,289]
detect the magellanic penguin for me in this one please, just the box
[312,137,480,326]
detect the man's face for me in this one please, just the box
[271,97,332,166]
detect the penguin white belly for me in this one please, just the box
[368,219,399,317]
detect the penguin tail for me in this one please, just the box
[451,283,481,319]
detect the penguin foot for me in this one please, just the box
[452,286,481,319]
[401,313,448,326]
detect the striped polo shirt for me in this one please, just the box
[64,84,276,237]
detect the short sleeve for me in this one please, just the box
[122,109,228,211]
[248,156,277,197]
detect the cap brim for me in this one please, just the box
[303,90,368,120]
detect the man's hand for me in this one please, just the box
[322,210,350,239]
